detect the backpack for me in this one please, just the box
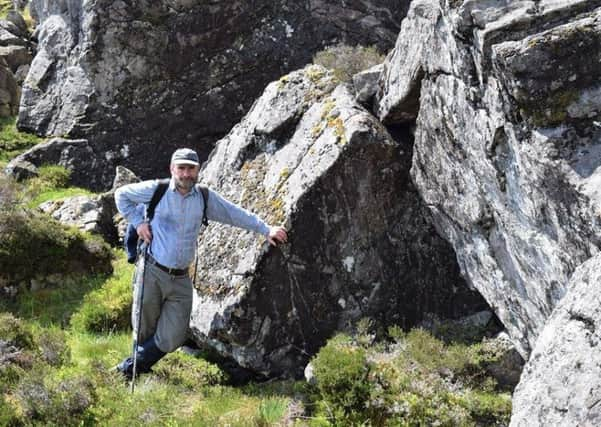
[124,179,209,263]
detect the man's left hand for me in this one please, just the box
[267,226,288,246]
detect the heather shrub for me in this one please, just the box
[0,312,35,349]
[153,350,227,390]
[313,43,384,82]
[308,328,513,426]
[13,369,96,425]
[38,328,71,367]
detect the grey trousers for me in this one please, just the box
[132,261,193,353]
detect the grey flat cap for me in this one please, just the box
[171,148,199,166]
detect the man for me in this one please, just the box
[114,148,288,378]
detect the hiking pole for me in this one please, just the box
[130,241,148,393]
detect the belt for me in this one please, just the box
[146,254,188,276]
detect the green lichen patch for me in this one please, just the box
[525,88,580,127]
[238,155,287,226]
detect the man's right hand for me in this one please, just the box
[137,222,153,244]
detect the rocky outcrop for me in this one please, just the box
[189,65,489,377]
[39,194,118,245]
[376,0,601,358]
[36,166,141,245]
[510,254,601,426]
[19,0,408,190]
[5,137,108,189]
[0,10,34,118]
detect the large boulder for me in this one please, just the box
[19,0,409,190]
[376,0,601,357]
[510,254,601,426]
[189,65,489,377]
[5,137,108,189]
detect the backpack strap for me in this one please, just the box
[197,185,209,226]
[147,178,170,222]
[146,179,209,226]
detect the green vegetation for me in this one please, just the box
[70,255,134,333]
[25,164,94,207]
[313,43,385,83]
[0,116,44,168]
[307,327,512,426]
[0,0,12,19]
[0,126,514,425]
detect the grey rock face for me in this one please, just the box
[377,0,601,357]
[510,254,601,427]
[35,166,142,245]
[189,66,488,377]
[38,193,118,244]
[19,0,408,190]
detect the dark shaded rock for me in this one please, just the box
[511,254,601,426]
[352,63,383,107]
[377,0,601,358]
[481,333,524,391]
[19,0,409,190]
[0,57,19,117]
[0,45,32,73]
[189,66,488,377]
[0,25,26,47]
[4,158,37,180]
[5,137,108,189]
[6,11,28,38]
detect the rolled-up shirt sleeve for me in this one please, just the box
[206,189,270,236]
[114,180,158,228]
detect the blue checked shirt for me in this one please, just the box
[115,178,270,269]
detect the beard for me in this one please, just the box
[174,176,196,191]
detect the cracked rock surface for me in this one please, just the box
[189,65,488,376]
[19,0,408,190]
[510,253,601,426]
[376,0,601,358]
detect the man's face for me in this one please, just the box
[170,163,199,191]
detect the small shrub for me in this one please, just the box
[310,334,371,423]
[0,207,112,283]
[313,43,384,82]
[0,312,35,349]
[38,328,71,367]
[153,351,227,389]
[0,394,19,426]
[14,370,96,425]
[460,390,512,425]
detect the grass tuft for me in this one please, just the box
[70,253,134,333]
[0,116,44,167]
